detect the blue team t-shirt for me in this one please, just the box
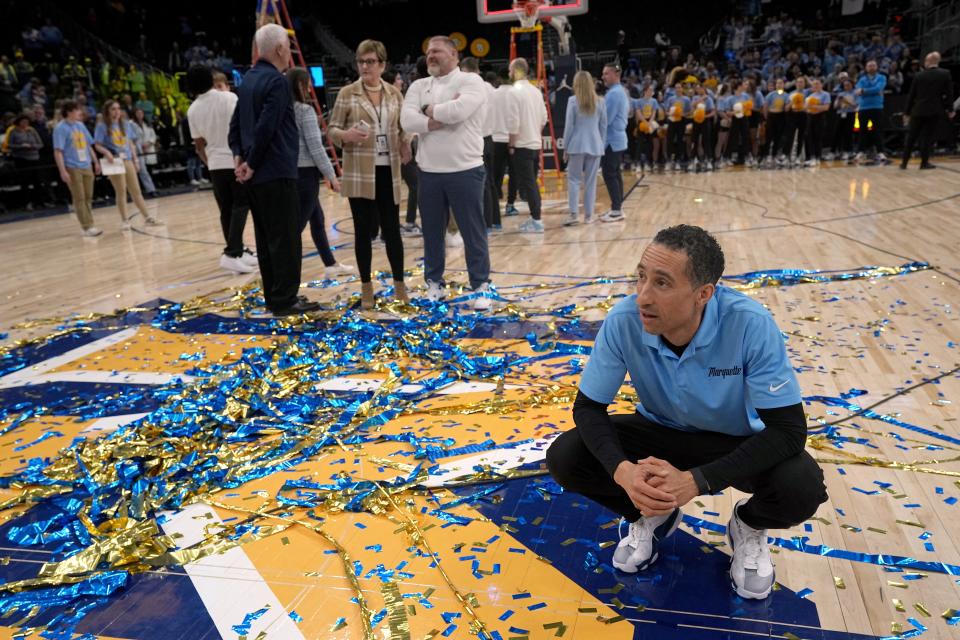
[633,97,660,121]
[94,121,135,158]
[579,285,801,436]
[764,90,788,112]
[53,120,95,169]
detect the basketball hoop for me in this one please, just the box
[512,0,544,28]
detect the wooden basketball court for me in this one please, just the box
[0,160,958,640]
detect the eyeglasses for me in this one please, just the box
[356,58,382,67]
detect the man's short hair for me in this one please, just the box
[651,225,725,287]
[429,36,458,55]
[604,62,622,74]
[510,57,529,77]
[212,70,228,86]
[60,100,79,118]
[460,56,480,73]
[254,23,288,56]
[186,65,213,96]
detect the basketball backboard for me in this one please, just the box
[476,0,588,23]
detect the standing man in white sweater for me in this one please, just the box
[507,57,548,234]
[401,36,493,310]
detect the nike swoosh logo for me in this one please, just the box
[769,380,789,392]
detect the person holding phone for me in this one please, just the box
[328,39,411,309]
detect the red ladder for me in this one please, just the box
[256,0,341,173]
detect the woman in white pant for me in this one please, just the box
[563,71,607,226]
[94,99,160,229]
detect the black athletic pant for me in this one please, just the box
[833,113,854,154]
[637,132,654,166]
[546,413,828,530]
[691,120,712,161]
[492,141,512,203]
[901,114,939,167]
[247,178,301,311]
[805,114,825,160]
[400,158,418,225]
[296,167,336,267]
[781,112,806,158]
[348,165,403,283]
[667,120,687,162]
[731,117,751,162]
[600,146,624,210]
[482,136,500,227]
[511,147,541,220]
[857,107,885,155]
[764,113,785,157]
[209,168,250,258]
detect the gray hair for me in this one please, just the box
[255,23,288,56]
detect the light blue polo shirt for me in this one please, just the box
[579,285,801,436]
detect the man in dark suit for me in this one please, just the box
[228,23,319,316]
[901,52,955,170]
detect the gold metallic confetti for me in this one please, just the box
[833,577,846,589]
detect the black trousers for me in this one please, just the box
[637,132,654,165]
[400,158,418,224]
[546,413,827,531]
[691,120,712,161]
[600,146,624,211]
[805,114,825,159]
[902,114,940,166]
[296,167,335,267]
[764,112,785,157]
[511,147,541,221]
[209,168,249,258]
[782,112,806,157]
[482,136,500,227]
[833,113,855,154]
[730,117,751,162]
[13,157,48,206]
[667,120,687,162]
[348,165,403,283]
[857,107,885,155]
[492,141,511,203]
[247,178,302,311]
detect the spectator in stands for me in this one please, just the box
[854,59,887,163]
[329,39,410,310]
[598,62,629,222]
[186,66,254,274]
[53,100,101,236]
[506,57,547,234]
[127,64,146,94]
[231,24,319,314]
[401,35,492,309]
[8,114,49,210]
[121,93,135,118]
[39,19,63,54]
[129,108,158,198]
[887,61,903,94]
[563,70,605,227]
[135,91,155,123]
[287,67,355,282]
[212,71,230,92]
[168,42,184,71]
[94,99,161,228]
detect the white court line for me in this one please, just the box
[422,432,559,488]
[0,327,140,389]
[79,413,151,435]
[159,503,305,640]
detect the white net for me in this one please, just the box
[512,1,543,28]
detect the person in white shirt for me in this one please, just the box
[506,57,548,234]
[489,66,516,224]
[401,35,493,310]
[460,56,500,232]
[186,66,256,274]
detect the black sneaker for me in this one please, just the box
[272,300,321,316]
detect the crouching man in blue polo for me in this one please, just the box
[546,224,827,599]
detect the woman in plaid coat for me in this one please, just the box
[327,39,412,309]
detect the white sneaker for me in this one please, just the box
[190,179,200,186]
[199,177,210,185]
[445,231,463,248]
[82,226,103,237]
[145,216,163,226]
[599,210,624,223]
[220,253,256,274]
[804,159,817,167]
[563,213,580,226]
[120,219,132,231]
[728,499,774,599]
[324,262,355,278]
[612,509,681,573]
[472,282,493,311]
[425,280,446,302]
[518,219,544,234]
[240,249,258,267]
[400,223,422,238]
[877,152,888,163]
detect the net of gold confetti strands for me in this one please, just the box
[808,435,960,478]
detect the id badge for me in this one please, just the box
[375,134,389,156]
